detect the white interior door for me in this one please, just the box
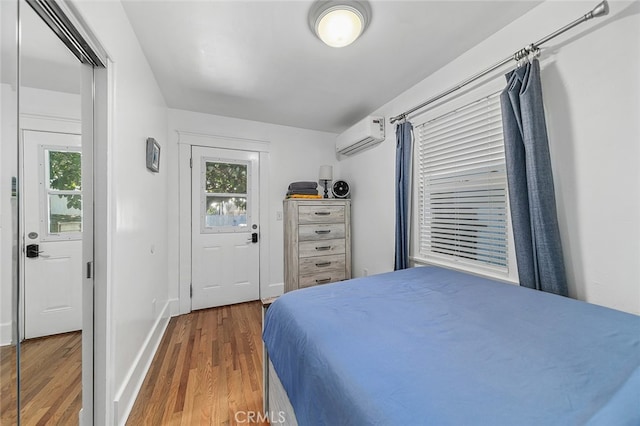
[191,146,260,310]
[22,130,82,339]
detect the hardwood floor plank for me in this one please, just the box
[127,301,268,425]
[3,302,269,425]
[0,344,18,424]
[0,331,82,426]
[174,319,196,414]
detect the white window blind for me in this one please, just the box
[416,92,508,274]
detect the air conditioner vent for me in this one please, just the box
[336,116,385,157]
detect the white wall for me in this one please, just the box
[167,109,338,307]
[71,1,170,424]
[341,0,640,314]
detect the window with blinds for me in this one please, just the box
[416,92,509,274]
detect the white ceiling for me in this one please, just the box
[0,0,81,94]
[122,1,542,133]
[5,1,542,133]
[11,3,82,94]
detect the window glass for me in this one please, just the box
[203,160,249,230]
[205,195,247,228]
[45,149,82,235]
[205,162,246,193]
[49,150,81,190]
[49,194,82,233]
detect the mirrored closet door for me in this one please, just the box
[1,0,106,423]
[18,3,84,423]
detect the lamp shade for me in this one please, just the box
[316,7,363,48]
[319,165,333,181]
[309,1,371,48]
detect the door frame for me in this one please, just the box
[177,131,271,315]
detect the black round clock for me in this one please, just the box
[332,180,350,199]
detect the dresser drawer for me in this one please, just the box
[298,205,345,224]
[299,224,345,241]
[299,239,345,258]
[299,270,346,289]
[299,254,345,275]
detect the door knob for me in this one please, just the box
[26,244,41,258]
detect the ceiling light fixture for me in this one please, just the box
[309,1,371,48]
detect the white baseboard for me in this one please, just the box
[168,297,180,317]
[113,300,171,425]
[261,282,284,300]
[0,321,13,346]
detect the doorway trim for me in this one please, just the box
[176,131,271,315]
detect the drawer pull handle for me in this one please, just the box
[315,261,332,267]
[314,211,331,216]
[315,246,331,251]
[315,230,331,234]
[316,278,331,284]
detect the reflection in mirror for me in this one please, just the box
[0,0,19,423]
[17,1,84,423]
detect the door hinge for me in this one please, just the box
[86,261,94,279]
[189,158,193,168]
[190,284,193,298]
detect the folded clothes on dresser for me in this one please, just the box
[286,194,323,199]
[286,188,318,196]
[288,181,318,190]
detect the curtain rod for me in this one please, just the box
[390,1,609,124]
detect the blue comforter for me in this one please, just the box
[263,266,640,425]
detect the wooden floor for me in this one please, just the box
[0,342,17,424]
[0,331,82,425]
[127,301,269,426]
[1,302,266,425]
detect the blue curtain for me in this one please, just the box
[395,121,413,270]
[500,59,568,296]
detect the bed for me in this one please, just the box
[262,266,640,425]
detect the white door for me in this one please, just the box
[22,130,83,339]
[191,146,260,310]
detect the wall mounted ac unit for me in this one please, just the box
[336,116,385,156]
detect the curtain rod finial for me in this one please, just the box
[589,1,609,19]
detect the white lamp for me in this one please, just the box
[319,165,333,198]
[309,1,371,48]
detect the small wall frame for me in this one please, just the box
[146,137,160,172]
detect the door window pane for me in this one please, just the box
[49,194,82,233]
[49,150,81,190]
[205,196,247,228]
[45,149,82,236]
[203,159,250,232]
[205,162,246,193]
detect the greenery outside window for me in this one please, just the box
[202,160,249,231]
[45,148,82,236]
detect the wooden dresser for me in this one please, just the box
[283,199,351,293]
